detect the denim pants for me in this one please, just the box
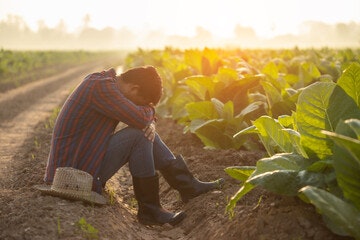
[98,127,175,186]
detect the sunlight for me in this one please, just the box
[0,0,359,49]
[2,0,359,37]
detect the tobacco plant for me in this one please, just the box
[226,63,360,239]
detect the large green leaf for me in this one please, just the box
[201,48,222,75]
[283,128,309,158]
[249,169,326,196]
[346,118,360,139]
[261,80,281,108]
[327,85,360,127]
[168,87,196,120]
[216,75,262,114]
[323,119,360,209]
[252,116,294,155]
[233,125,257,137]
[244,153,323,195]
[297,82,336,159]
[337,62,360,108]
[189,119,245,149]
[262,61,279,80]
[299,186,360,239]
[254,152,313,173]
[248,116,307,157]
[188,98,258,149]
[235,101,262,119]
[184,49,202,74]
[297,82,360,159]
[222,101,234,121]
[226,153,318,214]
[185,75,215,100]
[211,98,234,120]
[224,166,256,182]
[186,101,219,120]
[296,62,321,88]
[190,119,235,149]
[215,67,238,86]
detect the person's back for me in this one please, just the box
[44,68,155,192]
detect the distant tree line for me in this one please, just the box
[0,14,359,50]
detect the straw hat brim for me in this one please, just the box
[34,185,107,205]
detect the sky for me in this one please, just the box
[1,0,359,38]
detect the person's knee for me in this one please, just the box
[120,127,150,146]
[122,127,144,137]
[108,127,148,150]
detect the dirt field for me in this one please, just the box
[0,64,353,240]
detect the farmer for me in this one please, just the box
[42,66,224,226]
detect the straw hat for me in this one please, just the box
[35,167,107,205]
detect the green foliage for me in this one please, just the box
[124,48,360,238]
[337,62,360,107]
[298,82,360,160]
[299,186,360,239]
[76,217,99,240]
[57,217,62,236]
[296,82,337,159]
[236,115,308,157]
[186,98,261,149]
[323,119,360,209]
[184,48,223,75]
[126,48,360,151]
[0,50,118,92]
[226,63,360,239]
[224,166,255,182]
[45,107,60,129]
[320,118,360,238]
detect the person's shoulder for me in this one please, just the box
[103,68,116,78]
[85,68,116,82]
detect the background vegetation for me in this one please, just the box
[0,50,122,92]
[124,47,360,239]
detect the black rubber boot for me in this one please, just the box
[132,174,186,226]
[160,155,225,203]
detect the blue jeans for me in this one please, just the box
[98,127,175,186]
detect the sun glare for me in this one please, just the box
[2,0,359,36]
[0,0,359,49]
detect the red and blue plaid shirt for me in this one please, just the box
[44,68,155,192]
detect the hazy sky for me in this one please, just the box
[1,0,359,38]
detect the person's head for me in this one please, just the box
[116,65,163,106]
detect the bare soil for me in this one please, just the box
[0,64,353,240]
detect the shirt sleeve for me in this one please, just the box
[91,77,155,129]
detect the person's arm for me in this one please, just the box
[92,77,155,129]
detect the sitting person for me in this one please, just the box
[42,66,224,226]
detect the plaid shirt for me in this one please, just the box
[44,68,155,192]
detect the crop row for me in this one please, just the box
[125,47,360,239]
[0,50,119,92]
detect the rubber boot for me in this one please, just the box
[132,174,186,226]
[160,155,225,203]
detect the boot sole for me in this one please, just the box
[138,212,186,226]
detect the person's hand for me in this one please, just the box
[143,122,156,142]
